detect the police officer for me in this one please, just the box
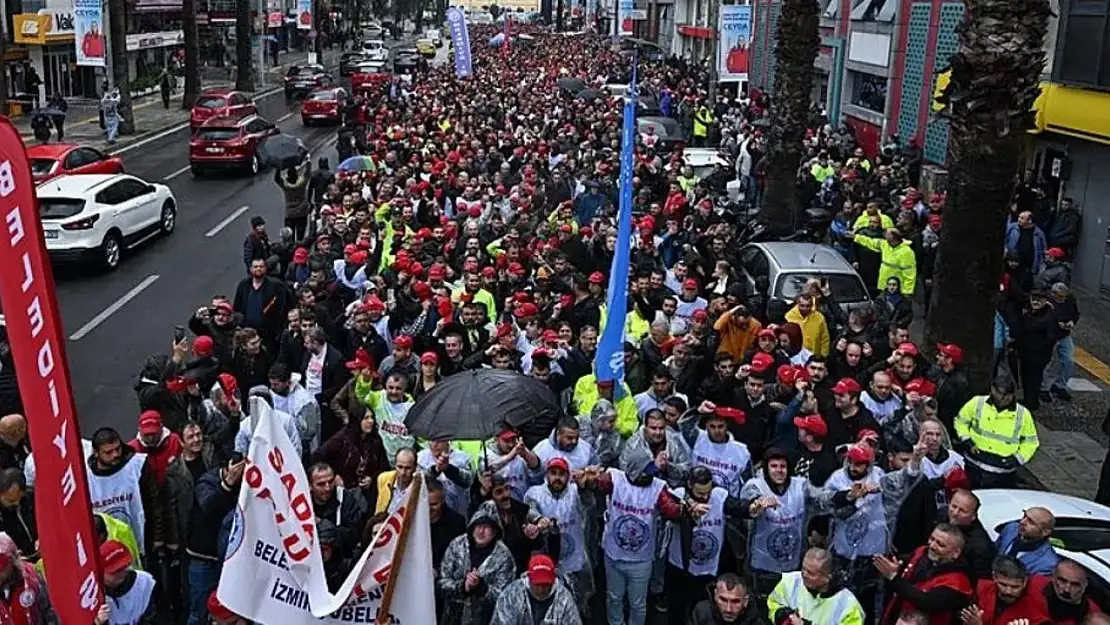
[954,374,1040,489]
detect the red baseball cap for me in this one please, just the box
[692,309,709,322]
[712,406,746,424]
[546,457,569,473]
[137,410,162,435]
[682,278,698,290]
[750,352,775,373]
[897,342,920,358]
[192,335,214,357]
[542,329,560,344]
[846,444,876,464]
[428,266,446,280]
[757,327,777,338]
[832,377,862,395]
[498,428,518,442]
[527,554,557,585]
[905,378,937,397]
[513,303,540,318]
[393,335,414,349]
[420,352,439,365]
[793,414,828,437]
[589,271,606,285]
[293,246,310,263]
[100,539,133,574]
[936,343,964,364]
[1046,247,1066,259]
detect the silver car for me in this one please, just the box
[736,242,870,312]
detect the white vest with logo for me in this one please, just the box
[747,475,807,573]
[667,486,727,576]
[692,430,751,497]
[107,570,156,624]
[603,469,665,563]
[826,466,887,559]
[533,438,594,472]
[88,453,147,552]
[484,451,530,501]
[525,483,586,573]
[923,450,964,512]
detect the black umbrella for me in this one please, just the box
[576,88,605,101]
[258,133,307,169]
[403,369,564,442]
[556,77,587,93]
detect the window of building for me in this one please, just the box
[1054,0,1110,89]
[850,72,887,113]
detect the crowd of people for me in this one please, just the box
[0,13,1098,625]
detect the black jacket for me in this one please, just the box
[959,519,997,580]
[313,487,369,558]
[233,276,292,342]
[187,468,238,559]
[929,365,972,432]
[299,344,350,408]
[0,493,37,558]
[689,599,770,625]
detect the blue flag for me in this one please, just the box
[447,8,473,78]
[594,63,637,384]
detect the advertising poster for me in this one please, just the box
[296,0,312,30]
[618,0,634,36]
[717,4,751,82]
[73,0,106,67]
[447,8,473,78]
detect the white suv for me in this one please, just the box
[36,174,177,270]
[361,39,388,61]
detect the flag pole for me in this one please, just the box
[374,472,424,625]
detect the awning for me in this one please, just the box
[1033,82,1110,146]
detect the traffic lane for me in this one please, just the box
[66,143,339,435]
[110,88,315,184]
[52,111,336,313]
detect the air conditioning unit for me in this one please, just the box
[920,164,948,198]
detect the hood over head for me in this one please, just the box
[619,445,655,482]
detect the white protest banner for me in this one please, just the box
[217,398,436,624]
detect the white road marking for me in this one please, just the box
[69,274,161,341]
[205,205,252,238]
[276,112,294,123]
[163,165,191,181]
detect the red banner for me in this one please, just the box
[0,117,102,621]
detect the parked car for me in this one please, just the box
[190,89,256,131]
[188,115,279,177]
[415,39,436,57]
[27,144,124,183]
[352,68,391,93]
[301,87,348,125]
[424,29,443,47]
[361,39,388,61]
[736,242,871,313]
[284,65,333,99]
[976,489,1110,612]
[36,173,176,270]
[340,52,369,76]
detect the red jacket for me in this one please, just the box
[1039,574,1103,625]
[882,546,973,625]
[129,429,183,484]
[973,577,1052,625]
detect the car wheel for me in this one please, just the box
[100,231,122,270]
[249,153,261,175]
[160,201,176,235]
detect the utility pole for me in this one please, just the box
[707,0,719,101]
[103,0,114,87]
[257,0,266,85]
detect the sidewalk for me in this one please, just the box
[15,48,340,148]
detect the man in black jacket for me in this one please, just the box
[0,468,36,559]
[300,325,349,439]
[186,456,244,625]
[946,488,996,580]
[930,343,972,433]
[308,462,368,559]
[242,215,271,272]
[688,573,769,624]
[234,259,292,348]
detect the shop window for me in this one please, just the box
[850,72,886,113]
[1055,0,1110,88]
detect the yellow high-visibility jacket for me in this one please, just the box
[851,233,917,294]
[768,571,865,625]
[955,396,1040,471]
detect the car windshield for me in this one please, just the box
[776,273,867,303]
[309,91,338,101]
[196,128,240,141]
[1048,519,1110,552]
[30,159,57,177]
[39,198,85,220]
[195,96,226,109]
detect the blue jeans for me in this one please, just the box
[105,116,119,143]
[1042,335,1076,391]
[605,555,652,625]
[187,557,222,625]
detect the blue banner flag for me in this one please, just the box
[594,63,638,384]
[447,8,473,78]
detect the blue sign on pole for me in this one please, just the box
[446,8,473,78]
[594,61,638,384]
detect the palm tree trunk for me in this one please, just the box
[108,0,135,133]
[0,21,8,113]
[235,0,254,91]
[182,0,201,109]
[758,0,819,234]
[925,0,1050,390]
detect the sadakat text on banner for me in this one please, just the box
[0,116,103,623]
[717,4,751,82]
[217,398,436,624]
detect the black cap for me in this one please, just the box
[250,216,266,228]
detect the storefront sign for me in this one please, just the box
[13,15,50,45]
[125,30,185,52]
[296,0,313,30]
[39,8,77,36]
[73,0,106,67]
[717,4,751,82]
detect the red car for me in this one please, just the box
[188,115,278,177]
[27,144,124,183]
[190,88,257,131]
[351,71,390,94]
[301,87,348,125]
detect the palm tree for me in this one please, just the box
[925,0,1051,390]
[235,0,254,91]
[0,21,8,113]
[758,0,819,233]
[108,0,135,133]
[181,1,201,109]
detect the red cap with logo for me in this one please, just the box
[793,414,828,437]
[393,335,414,349]
[846,444,876,464]
[832,377,862,395]
[936,343,964,364]
[750,352,775,373]
[100,539,133,574]
[138,410,162,435]
[528,554,558,585]
[589,271,606,285]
